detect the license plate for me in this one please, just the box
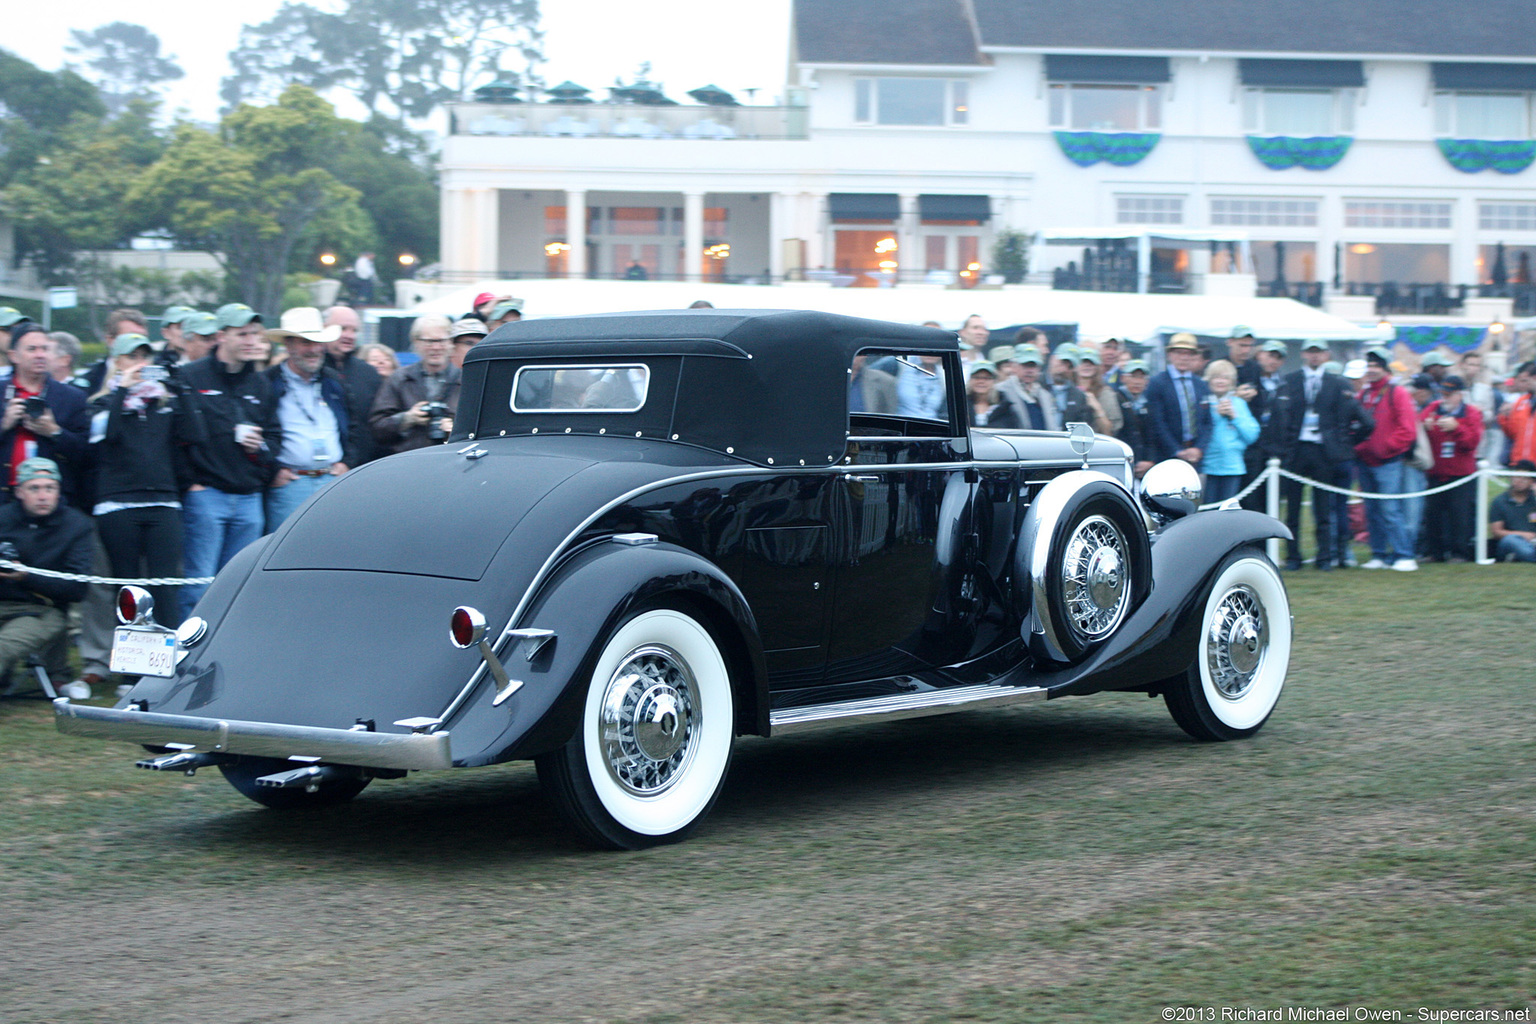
[111,627,177,678]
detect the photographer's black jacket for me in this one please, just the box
[89,383,209,504]
[178,357,281,494]
[0,500,94,607]
[0,376,92,506]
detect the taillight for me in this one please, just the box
[117,586,154,625]
[450,606,486,649]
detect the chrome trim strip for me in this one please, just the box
[769,683,1048,734]
[433,456,1127,725]
[54,699,453,771]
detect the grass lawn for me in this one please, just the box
[1,562,1532,1023]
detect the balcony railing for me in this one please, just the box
[1344,282,1468,316]
[1261,281,1325,307]
[449,102,809,141]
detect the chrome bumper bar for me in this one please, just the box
[54,700,453,771]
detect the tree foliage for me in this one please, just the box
[223,0,543,121]
[128,87,366,317]
[65,22,184,115]
[0,49,106,186]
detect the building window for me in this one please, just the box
[1049,84,1162,131]
[1434,92,1532,138]
[1116,195,1183,225]
[1210,197,1320,227]
[1479,202,1536,231]
[1344,201,1453,229]
[1242,88,1355,135]
[854,78,969,126]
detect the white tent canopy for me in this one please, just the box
[407,279,1392,344]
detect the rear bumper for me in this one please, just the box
[54,699,453,771]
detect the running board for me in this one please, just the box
[769,683,1049,735]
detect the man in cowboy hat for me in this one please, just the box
[262,308,364,532]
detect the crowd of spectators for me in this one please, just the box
[950,316,1536,573]
[0,296,516,702]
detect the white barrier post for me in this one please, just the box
[1265,457,1282,565]
[1474,460,1494,565]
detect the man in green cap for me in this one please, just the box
[0,457,95,699]
[159,306,198,361]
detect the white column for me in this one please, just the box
[441,187,473,281]
[476,189,500,276]
[898,193,920,285]
[1137,233,1151,294]
[684,191,705,283]
[768,192,786,281]
[565,189,586,279]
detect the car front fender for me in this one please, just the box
[443,539,769,766]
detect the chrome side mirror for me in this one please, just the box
[1139,459,1202,523]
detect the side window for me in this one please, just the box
[848,349,955,437]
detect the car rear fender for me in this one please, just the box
[447,539,769,766]
[1039,508,1292,696]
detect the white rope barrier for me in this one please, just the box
[0,560,214,586]
[1195,458,1519,567]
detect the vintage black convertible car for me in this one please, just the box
[57,309,1292,849]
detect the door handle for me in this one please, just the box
[843,474,880,482]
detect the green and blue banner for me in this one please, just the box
[1054,131,1161,167]
[1436,139,1536,174]
[1246,135,1352,170]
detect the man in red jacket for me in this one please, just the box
[1421,375,1484,562]
[1354,347,1420,571]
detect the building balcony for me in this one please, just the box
[448,102,809,141]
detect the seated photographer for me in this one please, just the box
[0,324,90,506]
[369,314,461,455]
[0,459,94,699]
[88,333,207,630]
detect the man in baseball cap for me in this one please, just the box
[0,456,96,699]
[215,303,262,329]
[450,317,487,369]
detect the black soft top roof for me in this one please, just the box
[463,309,959,466]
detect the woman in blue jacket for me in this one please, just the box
[1201,359,1260,504]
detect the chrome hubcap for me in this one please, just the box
[1207,585,1268,700]
[600,645,698,796]
[1061,515,1130,641]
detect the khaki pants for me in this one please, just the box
[0,602,68,692]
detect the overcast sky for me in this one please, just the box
[6,1,794,122]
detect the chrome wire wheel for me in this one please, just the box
[599,644,698,797]
[1205,584,1268,701]
[1059,514,1130,643]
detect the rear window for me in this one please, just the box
[512,364,650,413]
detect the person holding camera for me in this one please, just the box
[0,458,95,699]
[87,333,207,629]
[369,314,461,455]
[0,323,90,507]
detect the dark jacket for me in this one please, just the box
[970,394,1023,429]
[89,381,208,503]
[324,351,384,464]
[265,363,365,470]
[1052,380,1092,429]
[0,376,92,505]
[178,356,282,494]
[0,499,94,608]
[1145,369,1213,462]
[1265,369,1369,466]
[1115,385,1152,464]
[369,362,462,455]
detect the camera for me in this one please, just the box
[140,365,169,384]
[23,397,47,420]
[0,541,19,563]
[424,401,451,442]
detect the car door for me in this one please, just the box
[825,352,973,685]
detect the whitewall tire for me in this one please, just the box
[538,607,734,849]
[1164,552,1291,741]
